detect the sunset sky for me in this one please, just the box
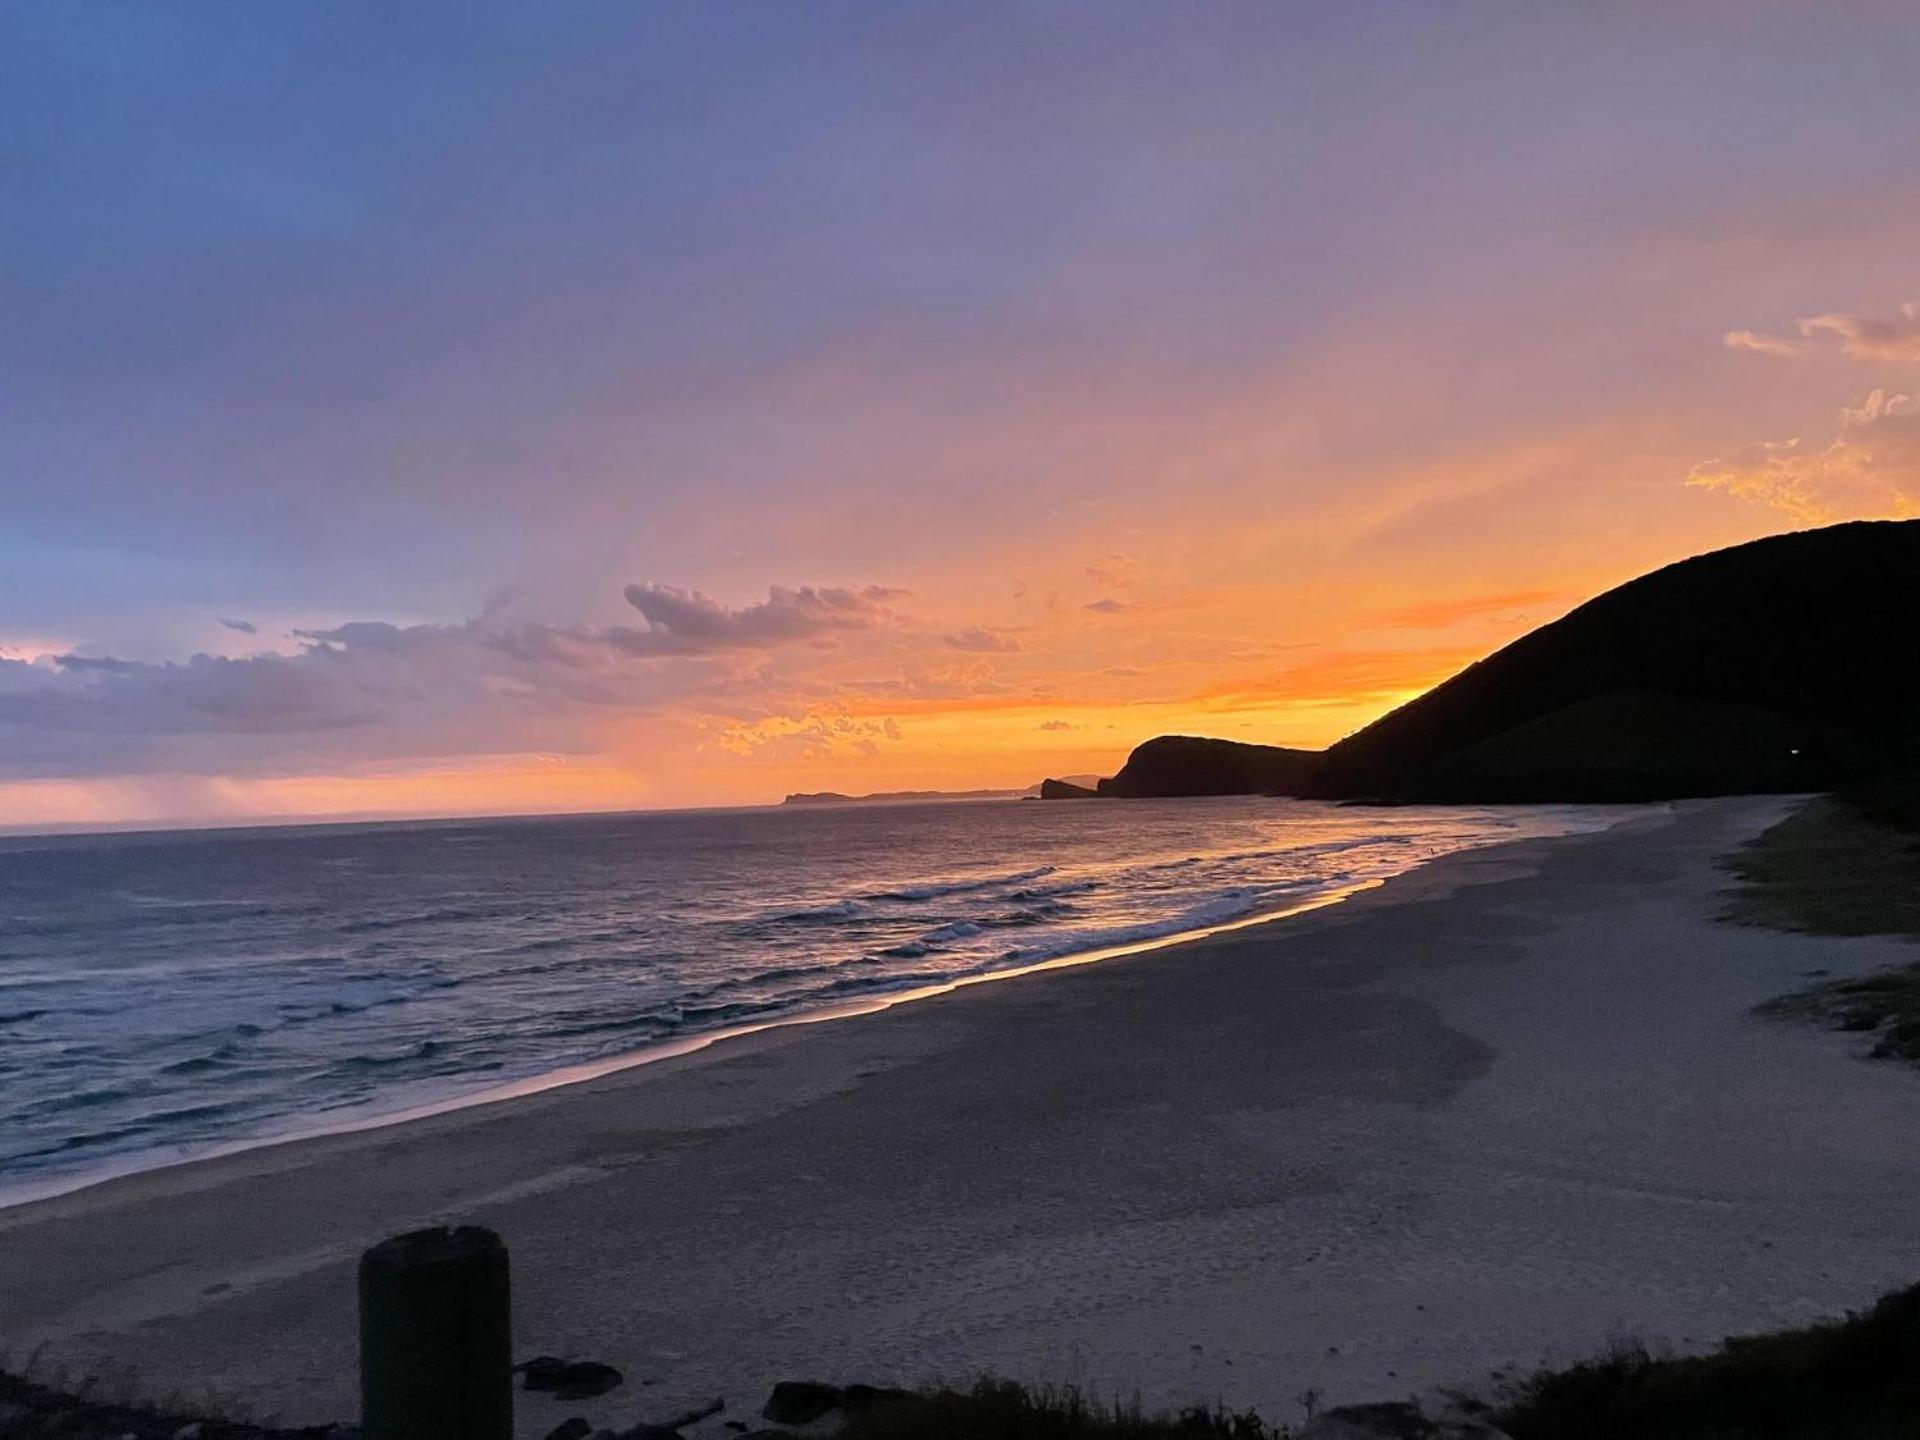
[5,2,1919,828]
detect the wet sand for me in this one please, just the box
[3,796,1917,1435]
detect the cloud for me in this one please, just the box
[1798,302,1920,364]
[0,575,957,781]
[218,617,258,635]
[1084,598,1133,615]
[615,583,909,655]
[0,653,381,773]
[941,627,1021,652]
[1363,588,1567,631]
[1723,329,1801,359]
[1084,552,1139,589]
[1037,719,1075,731]
[1721,303,1920,365]
[1688,389,1920,523]
[716,708,905,762]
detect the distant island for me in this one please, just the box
[1044,519,1920,805]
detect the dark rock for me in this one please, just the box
[543,1421,593,1440]
[656,1398,724,1430]
[760,1381,843,1425]
[724,1425,747,1434]
[838,1385,912,1414]
[607,1427,681,1440]
[556,1365,625,1401]
[1039,778,1099,799]
[518,1357,624,1399]
[518,1357,568,1388]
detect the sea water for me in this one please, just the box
[0,796,1605,1200]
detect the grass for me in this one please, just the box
[0,1354,309,1439]
[1492,1280,1920,1440]
[11,1282,1920,1438]
[1759,968,1920,1062]
[1722,797,1920,940]
[1721,768,1920,1062]
[831,1379,1284,1440]
[820,1285,1920,1440]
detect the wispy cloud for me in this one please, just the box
[1799,302,1920,364]
[1721,303,1920,365]
[941,627,1022,653]
[0,577,947,781]
[1688,389,1920,523]
[1723,329,1802,359]
[1084,553,1139,589]
[613,584,909,656]
[1362,588,1567,631]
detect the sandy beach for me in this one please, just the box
[3,795,1917,1435]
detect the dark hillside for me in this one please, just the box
[1313,520,1920,801]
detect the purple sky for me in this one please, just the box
[4,2,1917,825]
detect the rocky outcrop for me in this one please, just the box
[1098,735,1322,798]
[1039,777,1100,799]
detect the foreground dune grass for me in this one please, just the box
[829,1282,1920,1439]
[1488,1278,1920,1440]
[5,1288,1918,1438]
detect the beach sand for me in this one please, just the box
[3,796,1918,1435]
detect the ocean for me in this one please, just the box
[0,796,1605,1202]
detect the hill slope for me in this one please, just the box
[1076,520,1920,804]
[1314,519,1920,800]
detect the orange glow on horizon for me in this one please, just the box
[0,629,1521,830]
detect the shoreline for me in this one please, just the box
[0,879,1381,1215]
[1,806,1605,1213]
[5,796,1917,1436]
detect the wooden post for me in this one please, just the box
[359,1225,512,1440]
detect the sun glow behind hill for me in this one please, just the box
[0,615,1518,829]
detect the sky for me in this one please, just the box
[3,1,1919,828]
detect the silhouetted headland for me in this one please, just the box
[1044,519,1920,804]
[1095,735,1320,798]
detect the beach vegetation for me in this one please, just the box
[1492,1279,1920,1439]
[834,1379,1281,1439]
[1728,769,1920,1062]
